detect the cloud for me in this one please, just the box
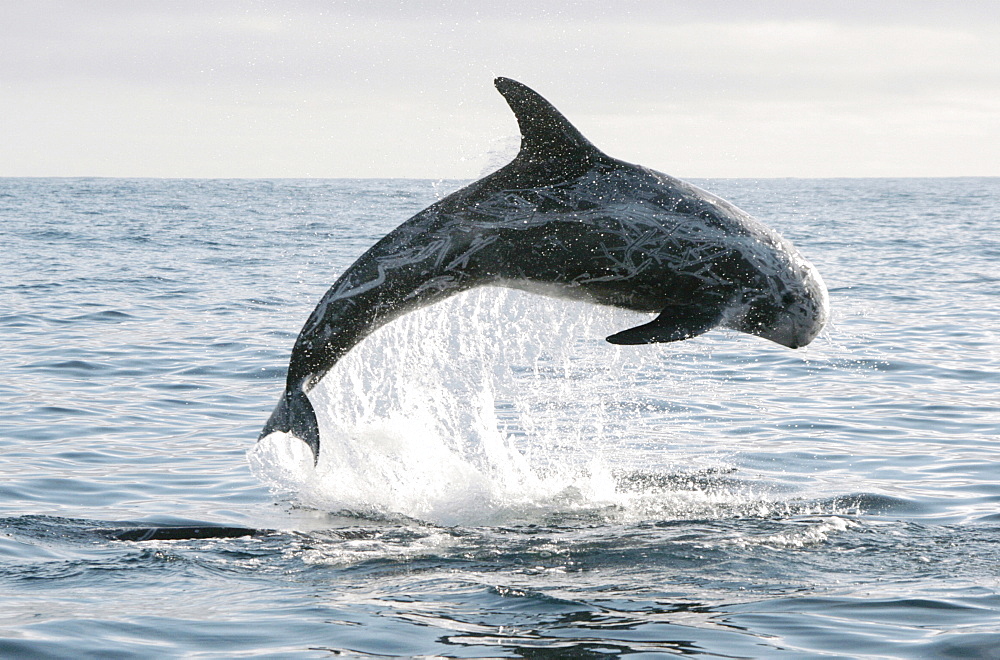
[2,2,998,177]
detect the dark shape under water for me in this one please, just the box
[260,77,829,463]
[101,525,262,542]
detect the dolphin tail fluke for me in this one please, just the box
[605,304,723,345]
[259,388,321,464]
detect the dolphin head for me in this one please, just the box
[726,243,829,349]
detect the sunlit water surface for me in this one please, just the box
[2,177,998,657]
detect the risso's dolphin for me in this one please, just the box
[260,77,829,462]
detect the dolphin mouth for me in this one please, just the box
[755,296,828,349]
[756,319,818,349]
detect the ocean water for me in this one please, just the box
[1,176,998,658]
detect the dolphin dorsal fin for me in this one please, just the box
[494,77,605,164]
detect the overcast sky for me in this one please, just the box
[3,1,999,178]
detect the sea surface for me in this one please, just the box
[1,176,998,658]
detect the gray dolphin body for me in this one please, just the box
[260,77,829,462]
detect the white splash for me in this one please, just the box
[249,288,759,526]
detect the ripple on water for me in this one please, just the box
[2,177,999,656]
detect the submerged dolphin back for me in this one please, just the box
[259,78,829,463]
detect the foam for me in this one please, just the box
[248,288,769,526]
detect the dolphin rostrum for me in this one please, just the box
[260,77,829,462]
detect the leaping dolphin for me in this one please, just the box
[260,77,829,462]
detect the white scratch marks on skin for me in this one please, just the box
[293,151,827,384]
[444,234,500,272]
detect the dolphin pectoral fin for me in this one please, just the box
[605,305,723,345]
[259,387,321,465]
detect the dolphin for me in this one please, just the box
[260,77,829,462]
